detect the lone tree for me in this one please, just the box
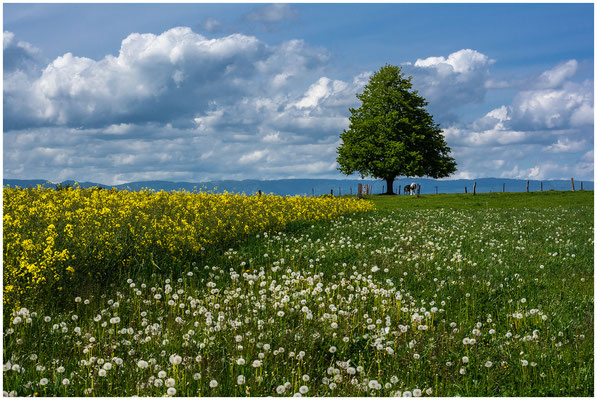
[337,64,456,195]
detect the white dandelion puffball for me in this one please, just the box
[210,379,218,388]
[169,354,182,365]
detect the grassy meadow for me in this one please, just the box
[3,188,594,397]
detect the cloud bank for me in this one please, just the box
[3,29,594,184]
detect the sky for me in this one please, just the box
[3,3,594,184]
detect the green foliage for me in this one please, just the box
[337,64,456,193]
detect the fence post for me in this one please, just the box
[541,181,543,192]
[571,178,575,191]
[258,190,262,197]
[398,185,401,195]
[331,189,334,196]
[339,187,341,196]
[503,183,505,193]
[581,181,583,191]
[357,183,362,199]
[312,188,314,197]
[526,180,529,192]
[435,186,438,194]
[417,184,420,197]
[465,186,467,194]
[473,182,477,196]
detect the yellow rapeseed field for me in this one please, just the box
[3,186,373,312]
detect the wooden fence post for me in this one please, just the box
[435,186,438,194]
[571,178,575,191]
[312,188,314,197]
[382,185,385,194]
[258,190,262,196]
[503,183,505,193]
[331,189,334,196]
[473,182,477,196]
[465,186,467,194]
[581,181,583,191]
[526,180,529,192]
[357,183,362,199]
[541,181,543,192]
[339,187,341,196]
[398,185,401,195]
[416,184,420,197]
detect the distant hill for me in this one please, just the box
[4,177,593,195]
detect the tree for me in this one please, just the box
[336,64,456,195]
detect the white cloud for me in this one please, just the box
[201,17,224,33]
[408,49,495,121]
[292,77,350,109]
[545,138,586,153]
[3,30,593,183]
[535,59,578,89]
[244,4,297,24]
[239,150,268,164]
[436,58,593,181]
[4,27,330,131]
[509,80,592,130]
[3,30,41,72]
[414,48,494,75]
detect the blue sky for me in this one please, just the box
[3,3,594,184]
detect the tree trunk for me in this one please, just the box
[385,178,395,195]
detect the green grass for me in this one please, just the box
[3,190,594,397]
[360,190,594,211]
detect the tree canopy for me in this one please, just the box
[336,64,456,194]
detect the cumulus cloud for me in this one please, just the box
[3,30,42,73]
[545,137,587,153]
[534,59,578,89]
[509,80,593,130]
[3,28,361,183]
[3,29,593,183]
[436,59,593,181]
[406,49,495,122]
[4,27,330,131]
